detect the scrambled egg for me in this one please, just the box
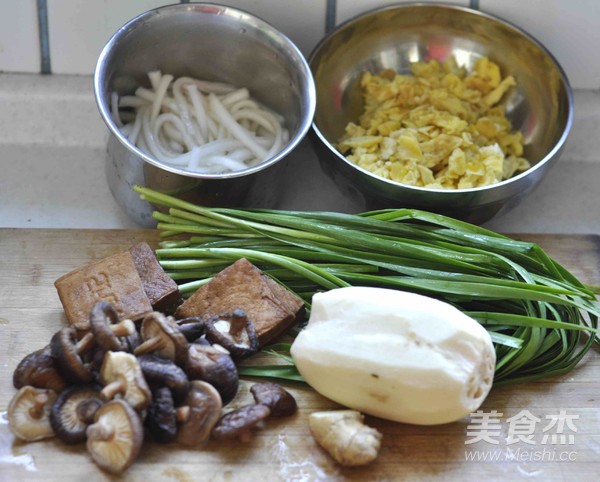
[338,57,530,189]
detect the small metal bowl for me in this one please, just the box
[95,3,315,227]
[309,4,573,224]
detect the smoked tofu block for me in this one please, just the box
[175,258,305,345]
[129,242,182,314]
[55,251,153,325]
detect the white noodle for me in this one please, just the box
[151,74,174,122]
[185,84,208,140]
[233,109,277,134]
[162,122,186,144]
[154,113,196,152]
[127,106,144,145]
[189,79,237,95]
[148,70,162,91]
[230,99,260,113]
[229,148,254,162]
[120,123,133,136]
[208,93,267,158]
[221,88,250,108]
[172,78,203,145]
[119,95,146,108]
[115,71,289,174]
[141,107,172,163]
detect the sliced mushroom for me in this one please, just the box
[146,387,177,444]
[13,345,67,393]
[203,310,259,360]
[50,326,96,383]
[250,382,297,417]
[185,343,239,405]
[211,404,271,443]
[50,384,105,444]
[8,386,57,442]
[99,351,151,411]
[89,301,136,352]
[133,312,188,366]
[175,381,222,446]
[86,399,144,474]
[175,317,206,342]
[138,354,189,404]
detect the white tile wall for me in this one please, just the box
[47,0,172,75]
[0,0,40,73]
[217,0,326,57]
[0,0,598,90]
[46,0,325,75]
[480,0,600,90]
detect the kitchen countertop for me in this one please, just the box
[1,73,599,234]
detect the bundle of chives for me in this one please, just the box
[135,186,599,386]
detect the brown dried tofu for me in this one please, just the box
[175,258,305,346]
[55,251,153,325]
[129,242,182,314]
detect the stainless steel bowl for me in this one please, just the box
[95,3,315,227]
[309,4,573,224]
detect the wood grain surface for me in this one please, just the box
[0,229,598,482]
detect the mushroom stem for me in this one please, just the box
[101,380,126,400]
[111,319,136,337]
[87,419,115,442]
[77,399,104,425]
[175,406,190,423]
[238,429,254,443]
[29,393,49,419]
[228,310,248,338]
[76,332,95,355]
[133,336,166,356]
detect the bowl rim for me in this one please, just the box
[94,2,316,180]
[309,2,574,195]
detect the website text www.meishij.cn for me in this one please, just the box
[463,409,579,462]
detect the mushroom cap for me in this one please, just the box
[8,386,57,442]
[146,387,177,444]
[211,404,271,441]
[50,326,95,383]
[86,399,144,474]
[100,351,151,411]
[13,345,67,393]
[250,382,297,417]
[203,311,259,360]
[138,354,190,404]
[137,312,188,365]
[175,381,222,446]
[185,344,239,406]
[175,317,206,342]
[89,301,134,352]
[50,384,105,444]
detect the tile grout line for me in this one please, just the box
[36,0,51,74]
[325,0,336,32]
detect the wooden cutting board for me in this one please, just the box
[0,229,599,481]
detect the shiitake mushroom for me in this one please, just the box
[50,384,105,444]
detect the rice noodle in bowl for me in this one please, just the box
[112,72,289,174]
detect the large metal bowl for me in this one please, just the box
[95,3,315,227]
[309,4,573,224]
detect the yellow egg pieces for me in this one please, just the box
[338,57,530,189]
